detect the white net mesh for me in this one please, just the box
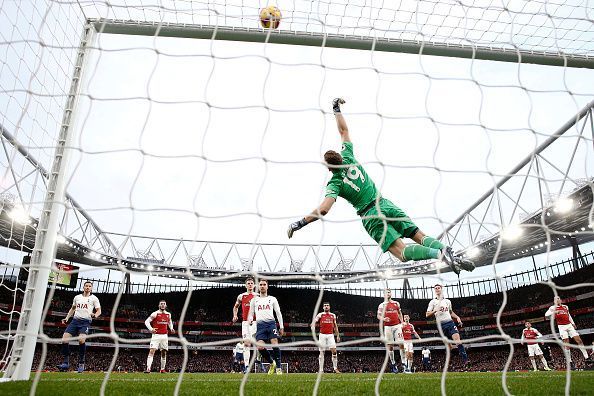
[0,0,593,395]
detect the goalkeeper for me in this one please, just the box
[287,98,474,274]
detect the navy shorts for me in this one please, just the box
[65,318,91,337]
[256,320,279,341]
[438,320,459,338]
[235,352,244,362]
[422,357,430,365]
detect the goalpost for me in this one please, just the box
[0,0,593,390]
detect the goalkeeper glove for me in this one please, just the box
[287,218,307,238]
[332,98,345,113]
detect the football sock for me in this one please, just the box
[388,350,395,365]
[78,343,86,364]
[402,245,440,261]
[259,348,272,363]
[564,348,572,363]
[332,354,338,370]
[243,347,250,367]
[160,355,166,370]
[400,349,406,365]
[318,353,324,372]
[541,357,549,369]
[61,343,70,364]
[457,344,468,361]
[147,355,153,371]
[531,359,537,370]
[272,347,282,367]
[421,236,445,250]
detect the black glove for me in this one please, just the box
[332,98,345,113]
[287,218,307,238]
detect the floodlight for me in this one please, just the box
[466,246,481,258]
[554,197,573,214]
[8,206,31,225]
[500,224,523,241]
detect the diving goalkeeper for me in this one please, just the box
[287,98,474,274]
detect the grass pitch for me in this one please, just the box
[1,371,593,395]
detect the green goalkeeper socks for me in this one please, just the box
[402,245,440,261]
[421,236,445,250]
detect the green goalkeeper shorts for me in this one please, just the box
[361,198,418,252]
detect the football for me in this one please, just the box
[259,5,282,29]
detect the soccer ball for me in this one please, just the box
[259,6,282,29]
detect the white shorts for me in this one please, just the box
[403,341,414,353]
[242,321,257,340]
[384,324,403,344]
[527,344,543,357]
[318,333,337,350]
[558,324,578,339]
[150,333,168,350]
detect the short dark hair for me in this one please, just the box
[259,279,268,284]
[84,281,92,286]
[245,277,254,283]
[324,150,343,170]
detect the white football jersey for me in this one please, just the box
[249,295,284,328]
[427,297,453,323]
[72,294,100,320]
[422,349,431,358]
[233,342,244,355]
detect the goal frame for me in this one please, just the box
[3,23,98,381]
[92,18,594,69]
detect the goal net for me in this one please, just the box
[0,0,593,394]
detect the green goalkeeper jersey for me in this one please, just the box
[324,142,379,213]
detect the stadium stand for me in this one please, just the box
[1,257,592,373]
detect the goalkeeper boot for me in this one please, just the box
[456,257,475,272]
[276,368,283,375]
[544,367,552,371]
[440,247,460,275]
[267,361,277,375]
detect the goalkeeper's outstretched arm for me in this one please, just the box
[332,98,351,143]
[287,98,348,239]
[287,197,335,238]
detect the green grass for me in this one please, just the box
[1,371,593,395]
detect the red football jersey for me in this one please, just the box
[239,292,257,321]
[402,323,415,340]
[150,311,172,335]
[317,312,336,335]
[553,304,571,325]
[378,301,401,326]
[522,328,540,345]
